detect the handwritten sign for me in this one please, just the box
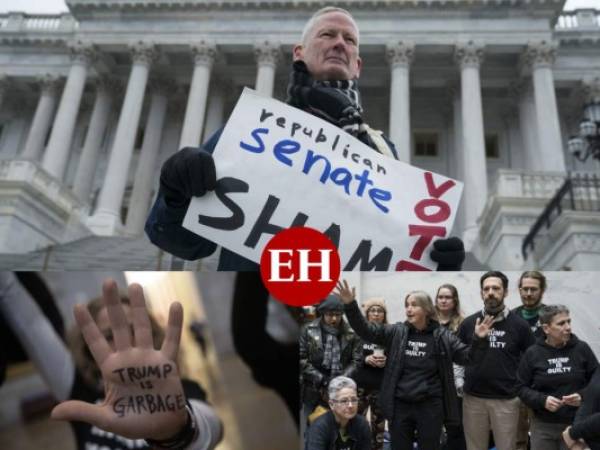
[183,88,463,270]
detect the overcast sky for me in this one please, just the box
[0,0,599,13]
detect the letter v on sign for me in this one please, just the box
[425,172,455,199]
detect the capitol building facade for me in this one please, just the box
[0,0,599,270]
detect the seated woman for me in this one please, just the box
[518,304,598,450]
[305,376,371,450]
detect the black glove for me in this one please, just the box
[287,61,361,128]
[430,237,465,271]
[159,147,216,207]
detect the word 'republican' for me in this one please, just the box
[113,394,185,417]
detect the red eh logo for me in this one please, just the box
[260,227,341,306]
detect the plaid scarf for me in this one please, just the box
[286,61,379,150]
[482,305,510,323]
[321,322,342,376]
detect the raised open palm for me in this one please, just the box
[51,279,188,441]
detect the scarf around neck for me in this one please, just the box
[321,321,342,375]
[286,61,367,137]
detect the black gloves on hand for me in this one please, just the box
[159,147,216,206]
[430,237,465,271]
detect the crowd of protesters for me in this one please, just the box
[300,271,600,450]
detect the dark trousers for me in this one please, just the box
[391,397,444,450]
[443,397,466,450]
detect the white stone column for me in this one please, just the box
[386,41,414,163]
[0,75,8,112]
[88,42,157,236]
[125,78,175,235]
[203,79,228,140]
[524,41,566,172]
[512,81,538,171]
[450,85,464,234]
[21,75,61,160]
[455,41,487,249]
[179,41,216,148]
[254,41,280,97]
[42,42,96,180]
[72,77,118,202]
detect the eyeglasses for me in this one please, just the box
[519,287,540,293]
[332,397,359,406]
[368,308,385,314]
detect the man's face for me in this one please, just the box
[322,311,343,327]
[293,11,362,81]
[519,277,544,309]
[480,277,507,311]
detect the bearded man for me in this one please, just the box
[457,271,535,450]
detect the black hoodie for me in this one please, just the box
[517,334,598,424]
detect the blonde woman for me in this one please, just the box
[335,280,493,450]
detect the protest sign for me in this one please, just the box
[183,88,463,270]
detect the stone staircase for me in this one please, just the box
[0,235,171,270]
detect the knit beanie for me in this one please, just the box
[316,295,344,314]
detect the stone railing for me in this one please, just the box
[489,169,568,199]
[0,160,83,215]
[0,13,77,33]
[556,9,600,30]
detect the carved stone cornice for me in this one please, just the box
[129,42,159,66]
[386,41,415,68]
[191,41,217,67]
[454,41,485,69]
[522,40,558,69]
[68,40,98,66]
[65,0,566,12]
[37,74,62,95]
[254,41,281,67]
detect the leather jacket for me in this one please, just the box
[344,301,488,425]
[300,318,362,406]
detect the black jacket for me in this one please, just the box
[571,367,600,450]
[343,301,488,425]
[305,410,371,450]
[300,318,362,406]
[518,334,598,424]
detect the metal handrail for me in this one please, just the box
[522,173,600,260]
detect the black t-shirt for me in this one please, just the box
[335,431,353,450]
[395,322,441,401]
[69,371,207,450]
[458,310,534,399]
